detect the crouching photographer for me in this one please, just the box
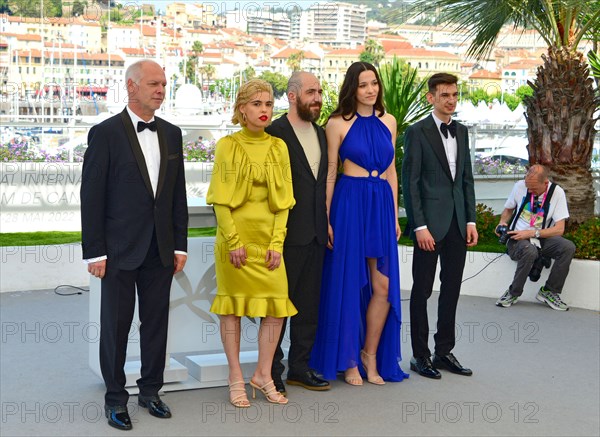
[495,165,575,311]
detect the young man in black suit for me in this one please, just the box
[81,59,188,430]
[266,71,330,394]
[402,73,478,380]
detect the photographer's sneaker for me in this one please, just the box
[536,287,569,311]
[496,290,518,308]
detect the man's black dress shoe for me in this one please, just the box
[105,405,132,431]
[432,353,473,376]
[287,370,331,391]
[138,395,172,418]
[273,377,287,396]
[410,357,441,379]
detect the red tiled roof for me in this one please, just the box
[503,58,543,70]
[5,15,99,26]
[386,48,459,59]
[272,47,320,60]
[17,34,42,41]
[121,47,156,56]
[326,46,364,56]
[469,69,501,79]
[14,49,124,62]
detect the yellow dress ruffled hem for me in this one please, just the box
[210,295,298,318]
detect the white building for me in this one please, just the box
[501,58,543,94]
[291,2,367,46]
[107,25,141,52]
[226,9,292,40]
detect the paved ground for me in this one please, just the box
[1,288,599,436]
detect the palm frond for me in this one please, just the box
[588,50,600,80]
[379,57,431,143]
[404,0,600,59]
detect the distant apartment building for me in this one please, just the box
[322,46,363,86]
[292,2,367,46]
[383,48,461,77]
[393,24,469,49]
[107,25,141,52]
[1,15,102,52]
[226,9,292,40]
[494,28,547,51]
[182,28,220,49]
[7,49,124,96]
[270,47,322,76]
[501,58,542,94]
[165,2,219,27]
[468,69,502,95]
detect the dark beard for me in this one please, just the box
[296,100,320,122]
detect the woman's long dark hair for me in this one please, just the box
[329,62,386,122]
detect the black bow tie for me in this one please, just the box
[137,120,157,132]
[440,120,456,139]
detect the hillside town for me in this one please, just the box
[1,0,595,116]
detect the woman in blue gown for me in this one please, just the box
[309,62,409,385]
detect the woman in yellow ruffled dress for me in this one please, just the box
[207,79,297,407]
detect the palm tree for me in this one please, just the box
[286,51,305,72]
[203,64,216,92]
[360,38,385,67]
[405,0,600,224]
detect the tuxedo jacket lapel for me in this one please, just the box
[120,110,154,198]
[454,124,466,183]
[155,118,168,199]
[423,115,452,180]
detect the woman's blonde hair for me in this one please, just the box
[231,79,273,126]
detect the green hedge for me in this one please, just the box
[0,216,597,260]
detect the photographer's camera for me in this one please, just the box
[496,225,510,245]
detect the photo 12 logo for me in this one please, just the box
[401,401,540,424]
[200,401,339,424]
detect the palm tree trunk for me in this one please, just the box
[524,46,599,225]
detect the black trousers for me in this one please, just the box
[272,239,325,379]
[100,233,173,407]
[410,214,467,358]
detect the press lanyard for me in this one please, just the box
[529,190,547,227]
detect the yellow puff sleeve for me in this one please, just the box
[206,136,252,250]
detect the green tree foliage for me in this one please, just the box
[378,57,432,200]
[258,71,288,97]
[212,79,235,101]
[71,0,87,16]
[360,39,385,67]
[286,51,305,72]
[243,66,256,81]
[467,88,491,106]
[316,81,339,126]
[179,42,204,85]
[502,93,521,111]
[10,0,40,16]
[465,85,532,111]
[515,85,533,100]
[0,0,11,13]
[588,50,600,87]
[565,217,600,260]
[359,51,376,65]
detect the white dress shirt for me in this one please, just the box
[126,106,160,196]
[431,112,457,180]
